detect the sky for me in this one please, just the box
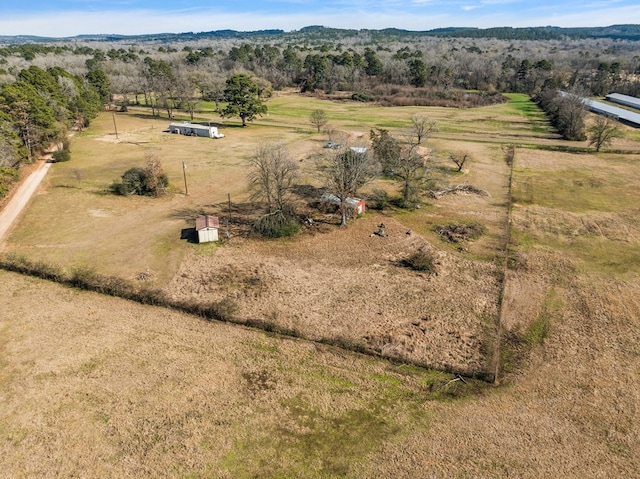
[0,0,638,38]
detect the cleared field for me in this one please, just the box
[4,92,537,375]
[2,90,640,477]
[1,243,638,478]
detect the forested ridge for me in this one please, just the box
[2,24,640,43]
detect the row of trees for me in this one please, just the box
[4,32,636,118]
[535,87,622,148]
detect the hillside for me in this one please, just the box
[1,24,640,44]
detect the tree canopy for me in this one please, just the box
[0,65,103,163]
[222,73,268,126]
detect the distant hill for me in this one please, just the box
[1,24,639,44]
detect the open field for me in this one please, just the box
[1,244,638,477]
[2,91,527,375]
[1,91,640,476]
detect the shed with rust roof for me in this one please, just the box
[196,215,219,243]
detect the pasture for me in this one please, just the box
[1,91,640,477]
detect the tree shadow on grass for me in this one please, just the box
[293,184,327,201]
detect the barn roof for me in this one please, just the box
[196,215,220,230]
[606,93,640,111]
[583,97,640,128]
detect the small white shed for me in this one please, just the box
[196,215,220,243]
[169,122,224,138]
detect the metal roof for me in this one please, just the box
[195,215,220,230]
[169,122,215,131]
[320,193,364,208]
[582,98,640,128]
[605,93,640,111]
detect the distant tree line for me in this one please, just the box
[1,26,639,190]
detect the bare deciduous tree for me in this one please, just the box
[321,145,376,226]
[144,150,168,197]
[449,151,470,172]
[410,114,438,144]
[310,109,328,133]
[371,127,429,207]
[248,142,299,214]
[587,115,621,152]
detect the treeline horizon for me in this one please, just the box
[1,19,640,187]
[1,23,640,44]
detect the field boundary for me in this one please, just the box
[492,145,516,384]
[0,254,494,382]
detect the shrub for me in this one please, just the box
[118,167,149,196]
[68,265,98,288]
[368,189,390,210]
[208,297,238,322]
[351,92,374,102]
[252,208,301,238]
[135,287,168,306]
[433,223,486,243]
[52,140,71,162]
[52,149,70,162]
[0,253,65,282]
[112,156,168,197]
[403,249,434,273]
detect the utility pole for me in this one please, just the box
[226,193,231,238]
[182,161,188,196]
[112,111,119,139]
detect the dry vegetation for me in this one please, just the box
[1,91,640,477]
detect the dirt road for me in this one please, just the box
[0,160,51,248]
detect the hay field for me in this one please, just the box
[1,233,639,478]
[2,92,640,476]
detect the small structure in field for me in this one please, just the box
[320,193,366,215]
[195,215,220,243]
[169,122,224,138]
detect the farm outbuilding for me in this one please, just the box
[320,193,366,215]
[169,122,224,138]
[580,97,640,128]
[195,215,220,243]
[605,93,640,112]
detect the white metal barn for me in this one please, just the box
[582,98,640,128]
[196,215,220,243]
[605,93,640,112]
[169,122,224,138]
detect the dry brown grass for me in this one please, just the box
[166,213,500,376]
[0,270,474,478]
[2,92,640,477]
